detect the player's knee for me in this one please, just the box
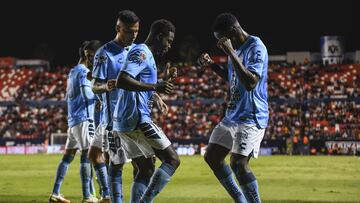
[168,153,180,169]
[62,154,75,163]
[136,164,154,180]
[163,148,181,169]
[143,167,155,179]
[65,149,77,156]
[204,152,218,167]
[230,157,248,175]
[88,147,103,164]
[204,152,211,165]
[81,149,89,155]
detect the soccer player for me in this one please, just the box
[198,13,268,203]
[89,10,151,203]
[86,49,107,199]
[49,40,102,203]
[115,19,180,203]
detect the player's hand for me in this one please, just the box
[155,81,174,94]
[106,79,116,91]
[197,53,214,67]
[163,63,178,82]
[217,37,234,55]
[167,66,177,82]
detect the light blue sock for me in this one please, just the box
[80,154,92,199]
[130,175,150,203]
[89,165,96,197]
[52,154,74,195]
[94,163,110,197]
[237,172,261,203]
[214,164,247,203]
[140,163,175,203]
[109,164,123,203]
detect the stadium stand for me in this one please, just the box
[0,62,359,154]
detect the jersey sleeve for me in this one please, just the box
[245,45,267,77]
[122,46,148,78]
[92,49,108,81]
[81,85,95,100]
[79,68,91,87]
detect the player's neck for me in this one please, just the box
[238,32,250,48]
[78,58,86,66]
[144,38,155,53]
[113,37,128,48]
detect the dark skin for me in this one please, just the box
[198,22,260,91]
[116,28,180,172]
[200,21,261,179]
[116,31,175,94]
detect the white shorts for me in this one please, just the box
[107,131,131,165]
[111,121,171,162]
[138,121,172,150]
[65,120,95,151]
[209,121,265,158]
[90,126,109,152]
[112,130,154,162]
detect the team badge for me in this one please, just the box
[128,50,146,65]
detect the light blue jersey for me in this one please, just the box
[92,41,133,129]
[224,36,268,128]
[113,44,157,132]
[67,64,95,128]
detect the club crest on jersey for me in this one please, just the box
[97,55,107,62]
[128,50,146,65]
[94,55,107,66]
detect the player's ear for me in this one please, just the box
[156,33,163,41]
[115,25,120,33]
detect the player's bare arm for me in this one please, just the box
[116,71,174,94]
[91,79,116,94]
[217,37,259,90]
[153,93,169,115]
[198,53,228,81]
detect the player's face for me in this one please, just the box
[117,21,139,47]
[84,49,96,68]
[214,30,237,48]
[156,31,174,56]
[214,23,242,48]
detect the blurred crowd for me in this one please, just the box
[0,62,359,142]
[0,105,67,139]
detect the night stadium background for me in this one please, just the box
[0,0,359,202]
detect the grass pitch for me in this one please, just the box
[0,155,359,203]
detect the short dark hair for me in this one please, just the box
[84,40,102,53]
[212,12,238,33]
[117,10,140,24]
[150,19,176,36]
[79,41,90,58]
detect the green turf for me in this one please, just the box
[0,155,359,203]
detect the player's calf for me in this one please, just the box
[108,163,124,203]
[131,156,155,203]
[88,146,105,164]
[139,146,180,203]
[231,154,261,203]
[205,144,247,203]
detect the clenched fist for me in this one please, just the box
[197,53,214,67]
